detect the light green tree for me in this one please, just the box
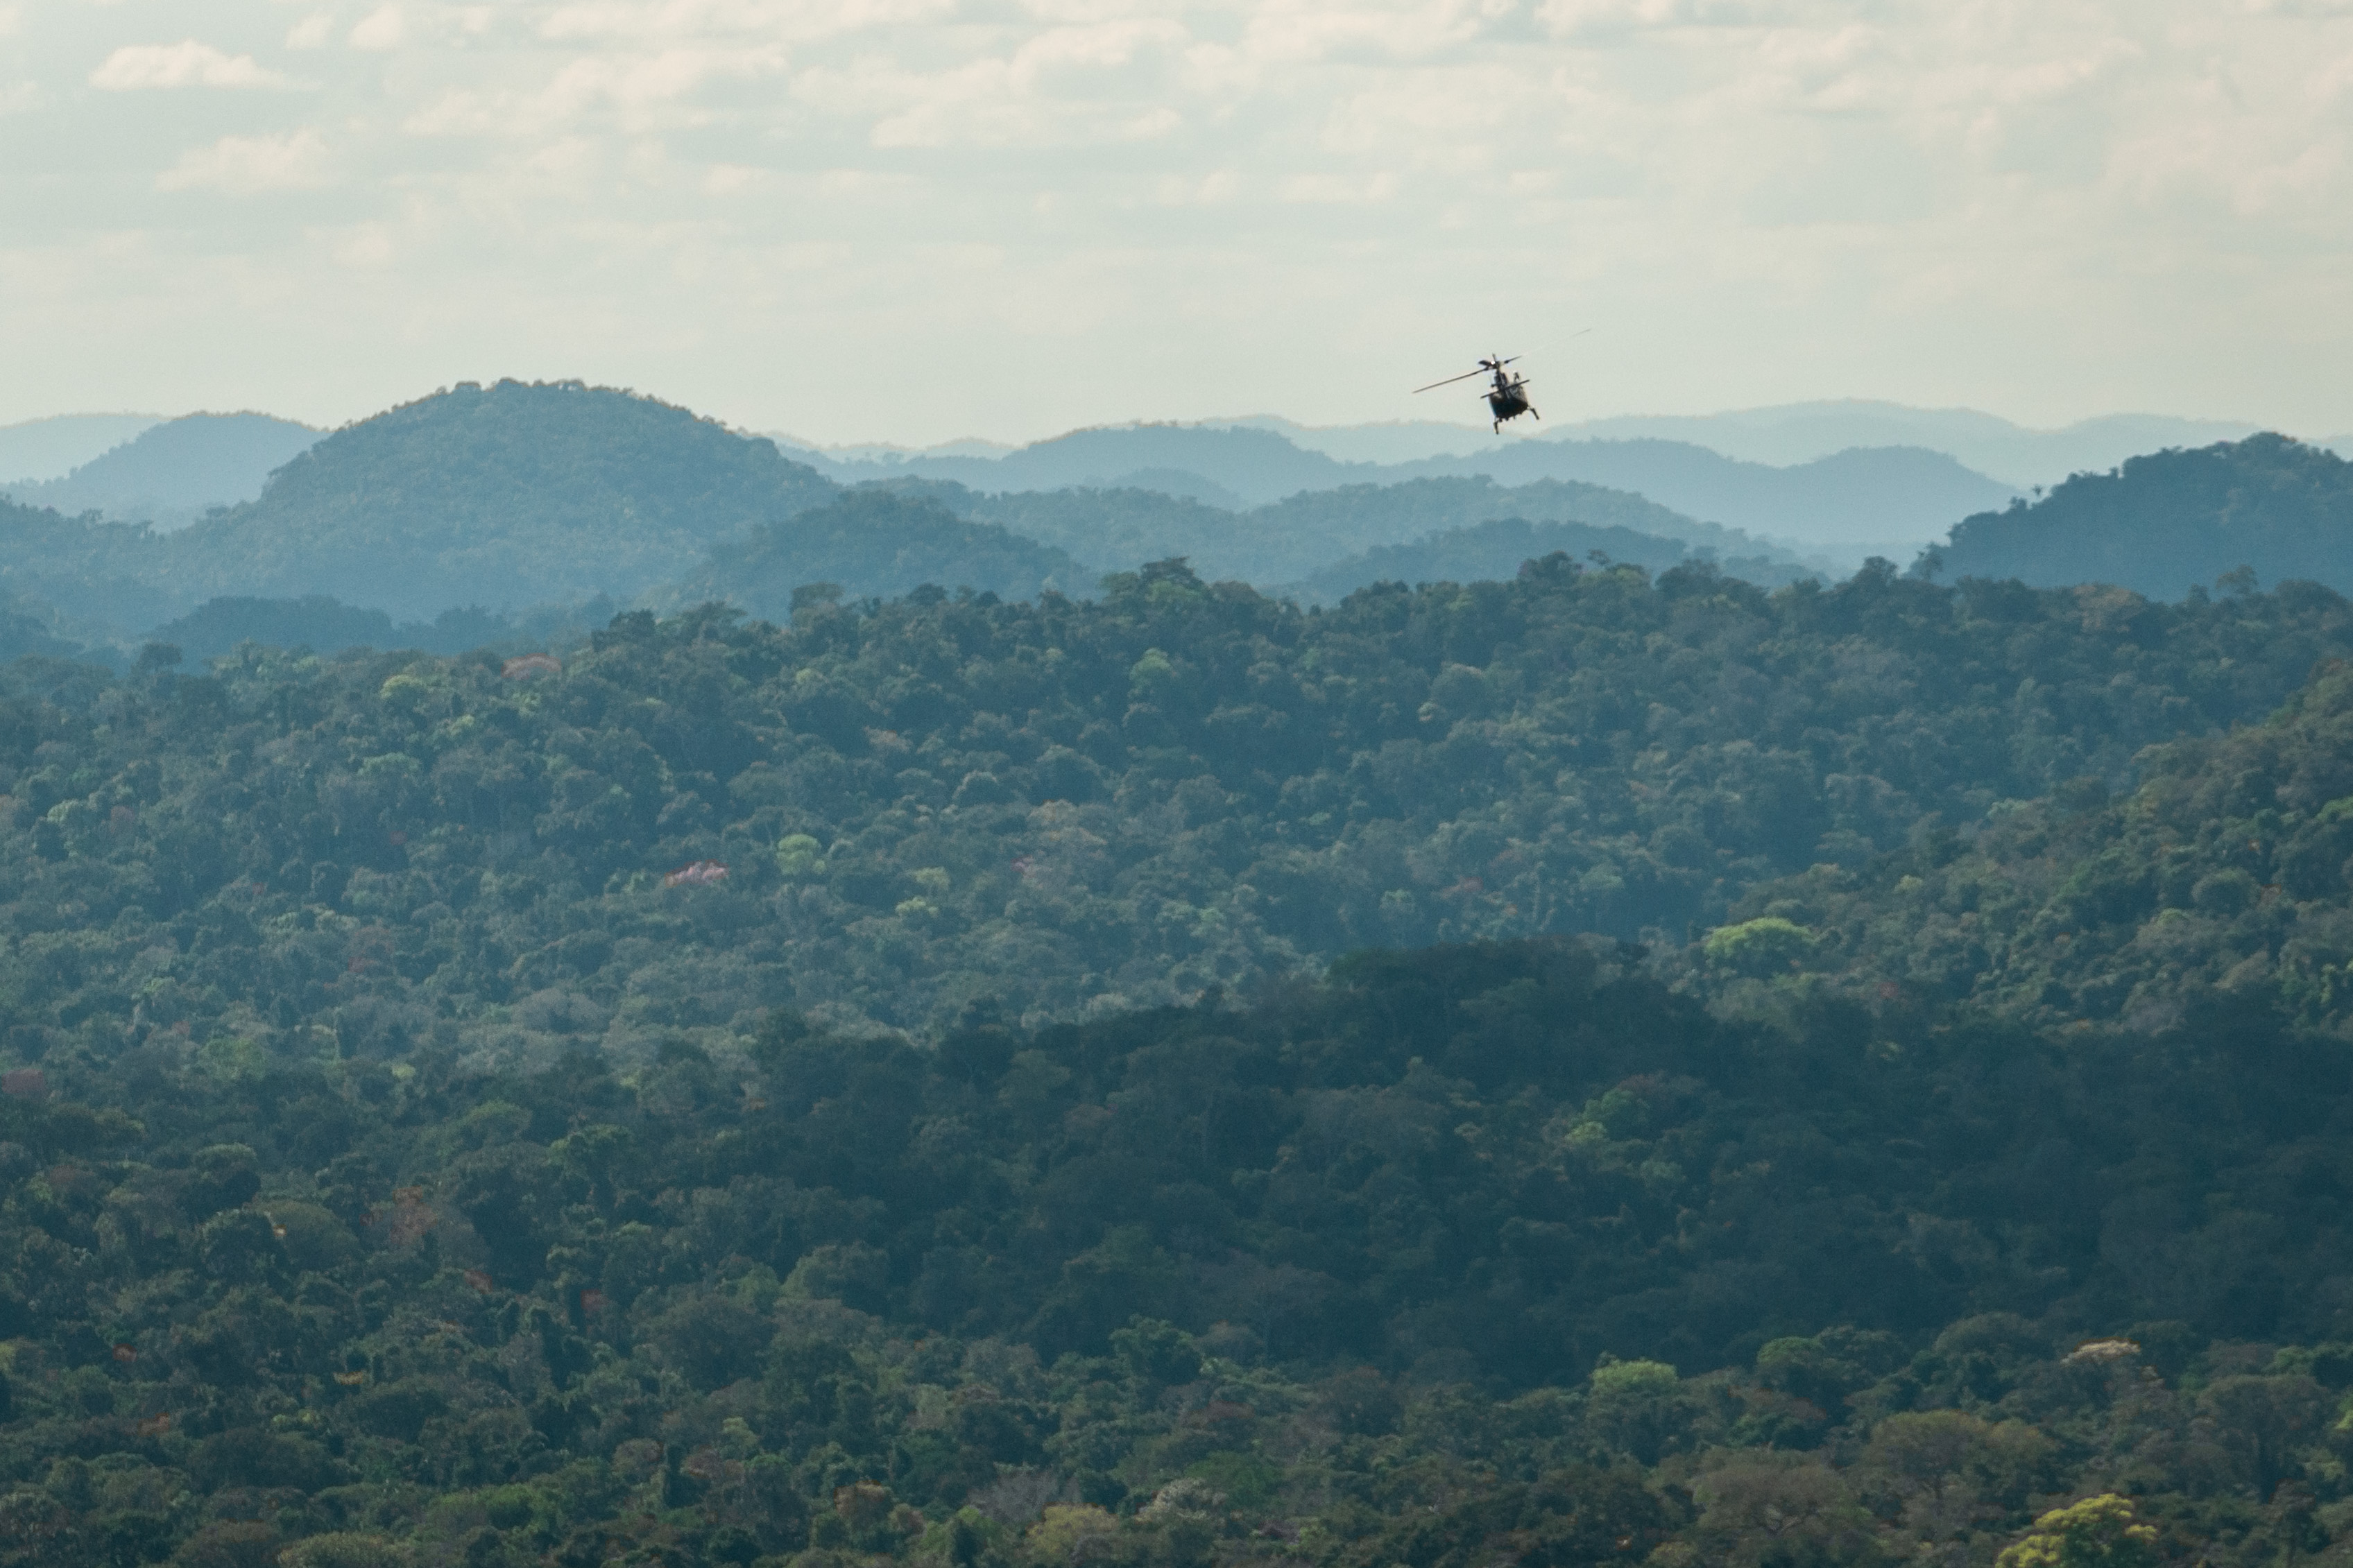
[1996,1496,2157,1568]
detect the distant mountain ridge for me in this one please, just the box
[6,384,2323,666]
[1385,438,2014,553]
[666,490,1084,621]
[1280,515,1816,605]
[792,422,2019,558]
[855,403,2288,487]
[1506,402,2267,485]
[4,411,319,531]
[0,413,164,484]
[1921,434,2353,600]
[0,384,1093,650]
[907,473,1820,585]
[159,381,839,620]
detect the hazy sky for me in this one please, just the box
[1,0,2349,445]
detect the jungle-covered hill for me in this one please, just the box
[160,384,839,623]
[3,563,2353,1567]
[0,384,842,632]
[1,558,2350,1050]
[1702,642,2353,1039]
[665,493,1086,619]
[1922,435,2353,600]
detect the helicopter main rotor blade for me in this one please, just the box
[1413,368,1490,393]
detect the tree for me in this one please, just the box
[1996,1497,2158,1568]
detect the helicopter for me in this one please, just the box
[1415,353,1537,432]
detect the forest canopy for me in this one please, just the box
[3,549,2353,1568]
[1,558,2347,1044]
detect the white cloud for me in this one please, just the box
[92,41,293,89]
[350,6,407,49]
[328,224,397,266]
[11,0,2353,441]
[403,40,785,135]
[157,128,334,191]
[1280,169,1400,203]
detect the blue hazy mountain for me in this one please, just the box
[1491,403,2261,485]
[1383,440,2014,554]
[162,381,840,621]
[888,473,1827,587]
[665,489,1086,620]
[802,423,1364,508]
[794,422,2018,558]
[5,411,320,530]
[0,413,165,485]
[1212,404,2277,487]
[1921,433,2353,599]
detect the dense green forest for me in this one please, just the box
[3,558,2345,1040]
[0,927,2349,1568]
[1922,436,2353,599]
[1702,641,2353,1036]
[10,549,2353,1567]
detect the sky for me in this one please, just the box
[1,0,2349,447]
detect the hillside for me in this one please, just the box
[946,476,1817,587]
[1282,516,1815,604]
[1550,402,2260,486]
[812,424,2017,558]
[4,566,2353,1568]
[2,412,318,530]
[801,404,2274,491]
[3,568,2353,1566]
[1923,433,2353,599]
[1391,440,2017,553]
[0,496,189,635]
[162,382,838,621]
[3,562,2349,1042]
[811,425,1362,508]
[667,490,1086,617]
[0,413,162,484]
[1700,634,2353,1037]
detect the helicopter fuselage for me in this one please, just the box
[1487,374,1534,429]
